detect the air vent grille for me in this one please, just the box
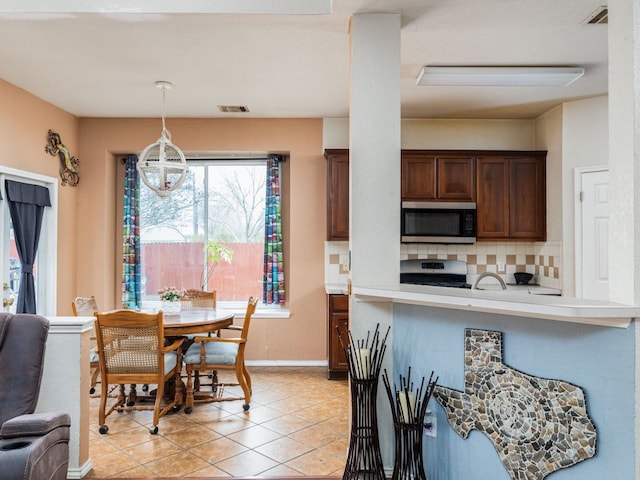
[584,6,608,24]
[218,105,250,113]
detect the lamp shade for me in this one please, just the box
[137,135,188,198]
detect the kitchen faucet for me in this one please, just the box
[471,271,507,290]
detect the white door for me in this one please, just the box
[578,169,609,300]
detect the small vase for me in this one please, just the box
[161,300,181,315]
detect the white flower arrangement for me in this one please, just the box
[157,286,185,302]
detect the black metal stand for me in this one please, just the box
[382,368,438,480]
[339,324,390,480]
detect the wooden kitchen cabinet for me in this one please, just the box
[401,152,436,200]
[401,151,475,201]
[476,153,546,240]
[327,294,349,380]
[401,150,475,202]
[325,149,349,240]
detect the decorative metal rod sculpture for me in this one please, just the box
[338,324,390,480]
[383,367,438,480]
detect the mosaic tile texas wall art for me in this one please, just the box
[434,329,597,480]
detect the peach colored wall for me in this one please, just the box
[0,79,79,313]
[77,118,327,361]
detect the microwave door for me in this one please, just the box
[401,206,476,244]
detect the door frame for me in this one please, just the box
[573,165,608,298]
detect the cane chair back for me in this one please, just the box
[71,296,98,316]
[181,289,216,310]
[94,309,184,434]
[71,296,100,394]
[183,296,258,413]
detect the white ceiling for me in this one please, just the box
[0,0,608,119]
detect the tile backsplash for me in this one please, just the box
[325,241,350,286]
[325,240,562,291]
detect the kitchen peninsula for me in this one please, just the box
[353,283,640,328]
[351,282,639,479]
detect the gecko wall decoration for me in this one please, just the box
[435,328,597,480]
[45,129,80,186]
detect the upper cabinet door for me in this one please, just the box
[401,151,475,201]
[477,157,510,238]
[509,156,546,240]
[437,156,475,201]
[476,153,547,241]
[325,149,350,240]
[401,152,436,200]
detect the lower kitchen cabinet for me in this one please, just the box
[327,294,349,380]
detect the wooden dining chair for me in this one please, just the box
[183,296,258,413]
[94,309,184,435]
[180,289,217,390]
[71,296,100,394]
[181,289,216,310]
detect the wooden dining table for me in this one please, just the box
[162,308,234,336]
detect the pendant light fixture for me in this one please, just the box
[137,81,188,198]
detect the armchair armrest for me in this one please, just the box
[192,336,245,344]
[223,325,243,332]
[163,337,185,353]
[0,412,71,439]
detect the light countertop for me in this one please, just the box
[351,283,640,328]
[325,283,349,295]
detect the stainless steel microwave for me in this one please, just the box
[401,201,476,244]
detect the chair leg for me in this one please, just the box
[151,379,163,434]
[174,371,184,407]
[98,382,108,427]
[90,363,100,394]
[128,384,138,406]
[242,364,252,393]
[185,366,195,414]
[235,361,251,408]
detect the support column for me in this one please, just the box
[608,0,640,478]
[608,0,640,305]
[38,316,94,478]
[349,13,401,471]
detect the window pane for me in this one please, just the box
[140,160,266,303]
[9,220,21,297]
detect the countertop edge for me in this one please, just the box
[351,285,639,328]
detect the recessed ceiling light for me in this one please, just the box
[416,66,585,87]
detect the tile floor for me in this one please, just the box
[87,366,349,478]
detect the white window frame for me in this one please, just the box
[0,167,58,315]
[139,155,290,318]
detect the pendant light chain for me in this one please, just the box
[161,85,171,141]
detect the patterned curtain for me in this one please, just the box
[122,155,141,308]
[263,154,285,305]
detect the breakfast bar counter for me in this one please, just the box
[352,283,640,328]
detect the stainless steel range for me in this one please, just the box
[400,259,471,289]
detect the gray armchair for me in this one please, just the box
[0,313,71,480]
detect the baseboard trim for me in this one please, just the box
[66,459,93,479]
[245,360,328,367]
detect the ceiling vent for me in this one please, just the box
[218,105,250,113]
[584,6,608,24]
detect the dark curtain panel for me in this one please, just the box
[4,180,51,314]
[122,155,141,308]
[263,154,285,305]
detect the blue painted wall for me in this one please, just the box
[392,304,636,480]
